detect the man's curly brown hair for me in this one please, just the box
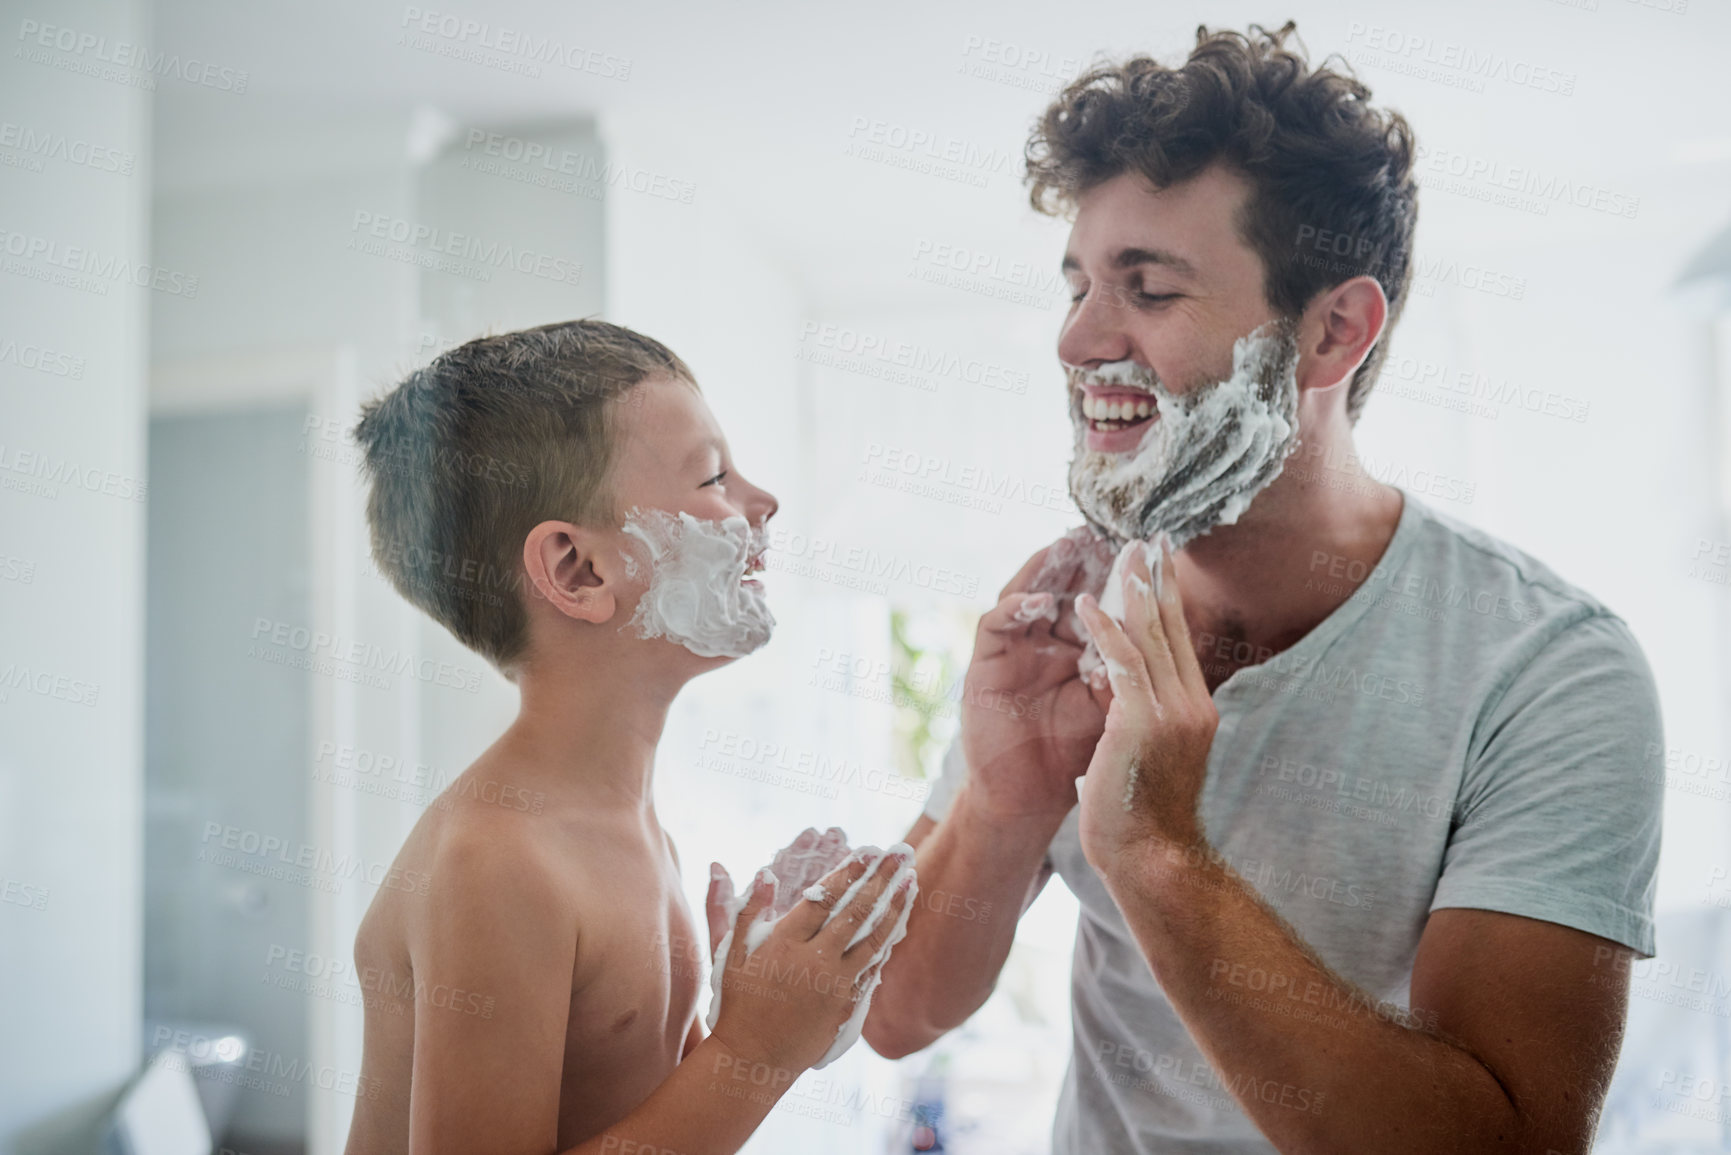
[1025,21,1418,424]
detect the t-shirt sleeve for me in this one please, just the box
[1431,611,1663,958]
[922,734,969,824]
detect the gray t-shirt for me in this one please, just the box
[922,489,1664,1154]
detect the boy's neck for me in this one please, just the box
[506,652,688,808]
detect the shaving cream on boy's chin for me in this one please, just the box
[618,509,774,659]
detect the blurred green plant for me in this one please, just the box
[889,604,974,780]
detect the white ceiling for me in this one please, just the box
[152,0,1731,314]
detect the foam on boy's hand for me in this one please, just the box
[705,834,919,1070]
[706,830,859,1043]
[811,843,918,1068]
[818,843,916,951]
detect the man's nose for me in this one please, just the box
[1058,285,1135,369]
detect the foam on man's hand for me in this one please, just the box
[1078,534,1173,683]
[1013,591,1059,624]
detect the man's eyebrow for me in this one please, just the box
[1061,247,1199,279]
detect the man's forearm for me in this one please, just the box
[863,783,1067,1058]
[1108,841,1527,1155]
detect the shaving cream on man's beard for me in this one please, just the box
[1060,320,1303,684]
[619,509,774,659]
[1067,318,1303,550]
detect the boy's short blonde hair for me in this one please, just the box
[353,319,694,676]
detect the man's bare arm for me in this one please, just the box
[865,535,1108,1059]
[872,536,1114,1059]
[1107,848,1630,1154]
[862,795,1061,1058]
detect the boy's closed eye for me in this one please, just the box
[700,469,728,488]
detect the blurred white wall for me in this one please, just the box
[0,0,151,1148]
[153,111,608,1152]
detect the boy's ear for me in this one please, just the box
[522,520,628,625]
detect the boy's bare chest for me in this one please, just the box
[552,860,703,1138]
[560,845,704,1074]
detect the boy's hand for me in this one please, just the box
[709,846,915,1074]
[705,827,851,954]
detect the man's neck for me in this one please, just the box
[1173,431,1406,692]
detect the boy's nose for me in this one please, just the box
[750,487,779,526]
[737,474,778,526]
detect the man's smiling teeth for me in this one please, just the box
[1081,396,1155,421]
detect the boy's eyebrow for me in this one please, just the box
[683,437,725,470]
[1061,247,1199,280]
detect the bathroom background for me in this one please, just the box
[3,0,1730,1151]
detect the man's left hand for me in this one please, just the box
[1074,536,1219,877]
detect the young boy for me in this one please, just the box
[343,319,914,1154]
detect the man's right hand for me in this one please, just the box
[961,529,1113,819]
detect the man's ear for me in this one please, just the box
[522,520,625,625]
[1297,275,1388,395]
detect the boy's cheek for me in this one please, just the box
[676,497,737,524]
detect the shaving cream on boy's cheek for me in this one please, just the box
[618,509,774,659]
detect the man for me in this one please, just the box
[859,23,1663,1155]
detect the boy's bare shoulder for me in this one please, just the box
[418,770,583,919]
[359,759,586,962]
